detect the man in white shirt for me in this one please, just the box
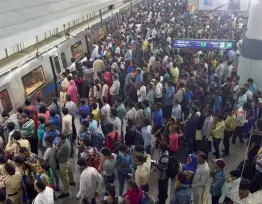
[109,109,122,137]
[174,82,185,104]
[137,82,147,102]
[154,77,163,103]
[192,152,210,204]
[76,158,103,201]
[68,58,76,72]
[244,83,253,101]
[224,169,241,203]
[234,179,251,204]
[101,96,111,136]
[215,60,224,82]
[110,75,120,105]
[125,101,136,121]
[34,179,54,204]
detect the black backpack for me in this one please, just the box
[134,128,144,146]
[161,155,179,179]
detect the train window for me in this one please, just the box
[22,66,46,96]
[0,90,12,112]
[60,52,67,69]
[71,41,83,59]
[54,56,61,74]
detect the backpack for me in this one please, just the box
[82,147,101,170]
[140,191,155,204]
[91,132,105,151]
[160,155,179,179]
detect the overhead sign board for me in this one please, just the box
[172,39,236,49]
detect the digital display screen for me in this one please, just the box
[172,39,236,49]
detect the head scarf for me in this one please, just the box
[182,154,198,173]
[67,80,78,103]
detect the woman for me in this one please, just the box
[182,154,198,184]
[94,79,102,106]
[67,80,78,104]
[37,105,50,124]
[98,147,117,185]
[0,163,22,204]
[101,183,122,204]
[123,180,142,204]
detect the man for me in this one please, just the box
[244,83,253,101]
[143,100,151,120]
[68,58,76,72]
[170,172,191,204]
[210,159,226,204]
[200,109,214,142]
[137,81,147,102]
[234,179,251,203]
[33,179,54,204]
[109,109,121,137]
[101,96,111,136]
[215,59,224,82]
[224,169,241,203]
[171,99,182,121]
[110,74,120,105]
[247,78,257,94]
[93,57,105,78]
[136,68,143,85]
[212,114,225,159]
[152,142,169,204]
[76,157,103,201]
[135,153,151,192]
[250,150,262,193]
[154,77,163,103]
[154,103,163,131]
[56,133,71,199]
[165,81,175,119]
[2,111,20,130]
[146,83,155,108]
[61,107,73,156]
[20,112,36,154]
[115,97,125,121]
[88,114,98,132]
[232,103,250,144]
[222,107,236,157]
[248,119,262,161]
[192,152,210,204]
[65,94,77,152]
[170,63,179,86]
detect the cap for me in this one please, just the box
[215,159,225,169]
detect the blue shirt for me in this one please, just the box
[170,184,192,204]
[250,83,257,94]
[210,170,226,196]
[127,65,133,73]
[141,125,152,149]
[185,90,193,108]
[77,105,91,120]
[154,109,163,127]
[213,96,222,115]
[43,130,59,145]
[49,115,61,131]
[165,86,175,106]
[136,74,143,85]
[237,95,247,108]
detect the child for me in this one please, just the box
[210,159,226,204]
[37,160,55,189]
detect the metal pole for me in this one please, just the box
[99,9,103,24]
[106,22,109,34]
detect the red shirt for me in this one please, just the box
[123,188,142,204]
[105,130,120,151]
[169,133,179,152]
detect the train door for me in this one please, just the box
[49,55,63,97]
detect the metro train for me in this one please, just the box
[0,1,138,115]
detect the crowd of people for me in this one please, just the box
[0,0,260,204]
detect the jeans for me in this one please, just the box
[118,171,130,196]
[213,138,222,158]
[158,179,168,204]
[223,130,233,154]
[232,126,244,144]
[101,124,109,136]
[212,196,220,204]
[59,161,70,193]
[250,170,262,193]
[104,173,115,185]
[66,135,74,156]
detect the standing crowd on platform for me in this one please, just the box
[0,0,260,204]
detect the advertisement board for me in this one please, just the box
[172,39,236,49]
[198,0,249,11]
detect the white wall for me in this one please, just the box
[198,0,249,11]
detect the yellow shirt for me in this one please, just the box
[225,115,236,131]
[211,59,217,69]
[142,40,148,51]
[212,121,225,139]
[170,67,179,84]
[92,108,101,122]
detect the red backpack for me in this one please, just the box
[82,147,101,170]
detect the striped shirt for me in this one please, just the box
[21,119,35,138]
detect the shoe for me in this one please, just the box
[69,181,76,186]
[221,153,229,157]
[55,186,60,191]
[240,140,244,144]
[58,193,69,199]
[221,149,226,153]
[232,142,236,144]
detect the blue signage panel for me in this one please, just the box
[172,39,236,49]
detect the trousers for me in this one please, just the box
[59,161,70,193]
